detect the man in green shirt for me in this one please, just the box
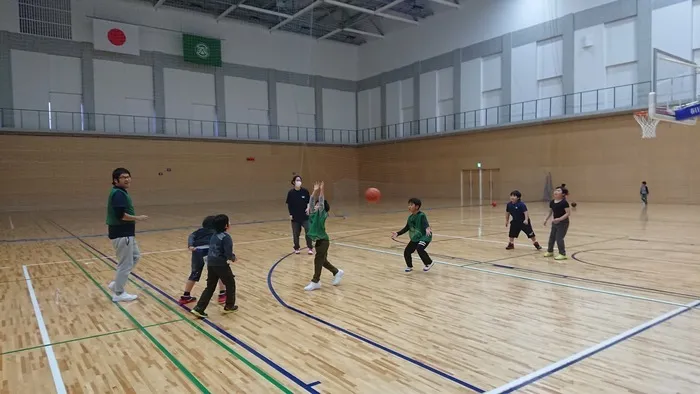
[106,168,148,302]
[392,198,434,272]
[303,181,344,291]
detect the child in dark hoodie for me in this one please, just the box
[178,215,226,305]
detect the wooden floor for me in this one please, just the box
[0,200,698,393]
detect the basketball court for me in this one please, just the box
[2,0,700,389]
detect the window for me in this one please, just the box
[19,0,72,40]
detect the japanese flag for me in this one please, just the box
[93,19,140,55]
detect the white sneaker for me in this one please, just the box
[307,249,314,255]
[332,269,344,286]
[304,281,321,291]
[423,262,435,272]
[112,292,138,302]
[108,281,115,291]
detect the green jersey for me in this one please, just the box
[307,196,330,241]
[106,186,136,239]
[397,211,432,243]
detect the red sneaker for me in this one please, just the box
[218,293,226,304]
[178,295,197,305]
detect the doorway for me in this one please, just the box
[460,168,502,206]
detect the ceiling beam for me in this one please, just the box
[270,0,322,31]
[154,0,167,9]
[428,0,460,8]
[217,1,246,21]
[319,28,343,40]
[323,0,419,25]
[376,0,405,12]
[238,4,293,19]
[344,28,383,38]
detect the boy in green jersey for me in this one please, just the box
[392,198,434,273]
[304,181,344,291]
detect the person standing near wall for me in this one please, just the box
[286,175,314,255]
[106,168,148,302]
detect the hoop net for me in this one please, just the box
[634,111,659,139]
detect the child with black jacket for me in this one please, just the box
[178,216,226,305]
[191,214,238,318]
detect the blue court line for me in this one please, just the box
[47,220,320,394]
[308,381,321,387]
[267,254,486,393]
[0,203,471,243]
[485,299,700,393]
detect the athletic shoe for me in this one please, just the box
[423,262,435,272]
[112,292,137,302]
[506,243,514,250]
[294,249,301,255]
[307,249,314,255]
[533,242,542,250]
[218,292,226,304]
[304,281,321,291]
[554,254,568,261]
[191,308,208,319]
[332,270,344,285]
[178,295,197,305]
[405,267,413,273]
[543,252,554,257]
[222,305,239,314]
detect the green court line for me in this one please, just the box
[59,247,211,394]
[79,244,293,394]
[1,318,183,356]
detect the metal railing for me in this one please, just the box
[0,81,652,145]
[358,81,652,143]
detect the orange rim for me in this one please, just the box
[634,110,649,116]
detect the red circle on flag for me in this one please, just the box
[107,29,126,46]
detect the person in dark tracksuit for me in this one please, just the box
[178,216,226,305]
[392,198,434,273]
[303,181,344,291]
[640,181,649,205]
[191,214,238,318]
[543,186,571,261]
[286,175,314,255]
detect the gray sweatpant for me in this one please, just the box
[547,220,569,255]
[111,236,141,294]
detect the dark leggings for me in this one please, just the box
[311,239,338,283]
[194,265,236,311]
[404,240,432,268]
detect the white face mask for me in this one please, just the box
[295,180,302,188]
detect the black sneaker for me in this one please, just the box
[533,242,542,250]
[190,308,208,319]
[506,243,514,250]
[222,305,239,314]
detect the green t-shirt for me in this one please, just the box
[307,198,329,241]
[106,187,135,225]
[399,211,432,243]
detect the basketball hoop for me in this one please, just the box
[634,111,659,139]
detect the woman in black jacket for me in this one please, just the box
[286,175,314,255]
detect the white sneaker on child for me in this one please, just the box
[304,281,321,291]
[108,281,115,291]
[332,270,344,286]
[112,292,138,302]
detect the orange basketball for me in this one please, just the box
[491,201,497,207]
[365,187,381,203]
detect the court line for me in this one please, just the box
[58,247,211,394]
[484,299,700,394]
[1,318,184,356]
[74,244,300,394]
[22,265,67,394]
[9,226,397,269]
[333,242,688,307]
[267,253,486,393]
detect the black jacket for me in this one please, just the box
[286,188,310,222]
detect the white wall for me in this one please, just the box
[357,0,617,79]
[277,82,316,141]
[163,68,217,136]
[0,0,18,33]
[11,50,82,131]
[653,0,695,106]
[94,59,154,133]
[420,68,454,132]
[358,87,381,131]
[322,88,356,131]
[224,77,269,139]
[70,0,357,80]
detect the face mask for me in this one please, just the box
[295,181,302,188]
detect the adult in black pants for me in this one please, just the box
[286,175,314,255]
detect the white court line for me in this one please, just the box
[9,225,396,269]
[9,216,14,230]
[485,299,700,394]
[334,242,687,307]
[22,266,67,394]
